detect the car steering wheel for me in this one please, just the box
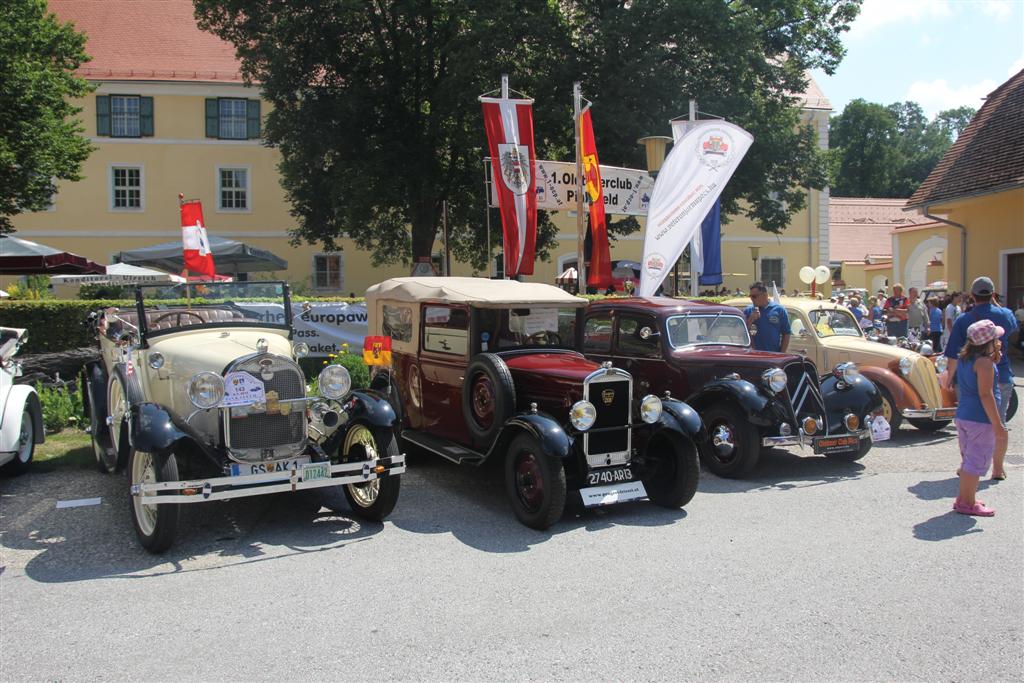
[526,331,561,346]
[151,310,206,326]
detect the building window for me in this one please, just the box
[110,166,142,210]
[314,254,342,290]
[761,257,784,288]
[206,98,261,140]
[217,167,249,211]
[96,95,153,137]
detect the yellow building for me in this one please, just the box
[8,1,837,298]
[903,68,1024,307]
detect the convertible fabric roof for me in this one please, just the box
[366,277,588,308]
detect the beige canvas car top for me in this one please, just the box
[366,277,588,308]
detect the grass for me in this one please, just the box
[33,429,94,470]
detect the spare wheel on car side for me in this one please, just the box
[462,353,516,443]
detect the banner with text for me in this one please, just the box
[638,121,753,297]
[237,302,369,357]
[488,159,654,216]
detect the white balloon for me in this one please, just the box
[799,266,815,284]
[814,265,831,285]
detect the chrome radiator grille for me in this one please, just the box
[582,367,632,467]
[224,353,307,462]
[784,361,828,432]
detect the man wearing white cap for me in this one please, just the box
[943,276,1018,480]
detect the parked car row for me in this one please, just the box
[6,278,957,555]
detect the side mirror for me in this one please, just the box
[638,326,660,341]
[797,329,809,339]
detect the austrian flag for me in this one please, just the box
[180,199,216,277]
[481,93,537,277]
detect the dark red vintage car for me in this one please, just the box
[583,298,882,477]
[364,277,707,529]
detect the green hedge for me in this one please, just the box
[0,294,732,355]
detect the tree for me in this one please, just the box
[0,0,93,234]
[195,0,860,269]
[830,99,976,197]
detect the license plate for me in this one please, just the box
[586,466,634,486]
[230,457,309,477]
[300,462,332,482]
[580,481,648,507]
[812,435,859,455]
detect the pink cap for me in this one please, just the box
[966,319,1004,346]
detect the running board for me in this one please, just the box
[402,431,485,465]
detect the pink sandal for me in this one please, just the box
[954,501,995,517]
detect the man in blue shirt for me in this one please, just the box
[744,281,791,353]
[943,276,1018,479]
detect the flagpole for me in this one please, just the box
[573,82,586,295]
[689,99,699,297]
[501,73,510,279]
[178,192,191,309]
[483,159,492,277]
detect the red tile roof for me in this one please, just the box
[907,69,1024,208]
[49,0,245,83]
[829,197,936,263]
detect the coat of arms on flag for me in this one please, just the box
[363,336,392,366]
[180,198,216,277]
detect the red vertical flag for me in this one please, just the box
[180,199,216,277]
[481,94,537,276]
[580,110,611,289]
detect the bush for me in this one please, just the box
[35,382,85,432]
[307,344,370,393]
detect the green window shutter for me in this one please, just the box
[205,98,219,138]
[140,97,154,136]
[96,95,110,136]
[246,99,261,139]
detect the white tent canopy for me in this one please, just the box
[50,263,185,286]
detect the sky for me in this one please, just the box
[809,0,1024,119]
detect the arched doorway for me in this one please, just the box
[903,236,947,290]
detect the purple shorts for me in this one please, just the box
[956,418,995,476]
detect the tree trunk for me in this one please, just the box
[409,201,438,267]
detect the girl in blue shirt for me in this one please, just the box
[953,320,1006,516]
[926,297,943,351]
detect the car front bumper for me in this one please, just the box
[130,454,406,505]
[762,426,871,448]
[901,407,956,420]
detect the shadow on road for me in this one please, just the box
[912,511,982,541]
[389,445,687,553]
[0,468,385,584]
[907,475,997,501]
[699,447,866,494]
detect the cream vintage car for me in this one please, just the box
[83,281,405,552]
[724,297,954,432]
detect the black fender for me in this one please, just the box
[819,373,881,433]
[660,397,708,443]
[128,402,220,467]
[81,360,107,423]
[322,390,398,454]
[686,379,779,428]
[487,412,573,463]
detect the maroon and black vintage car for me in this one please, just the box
[365,277,707,529]
[583,298,881,477]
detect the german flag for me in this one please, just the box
[363,336,392,366]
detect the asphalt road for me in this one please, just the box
[2,384,1022,681]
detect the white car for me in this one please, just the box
[0,328,44,476]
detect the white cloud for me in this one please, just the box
[848,0,954,39]
[904,78,997,117]
[980,1,1013,20]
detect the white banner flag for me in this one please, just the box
[637,121,753,297]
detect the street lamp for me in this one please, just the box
[637,136,673,178]
[749,245,761,282]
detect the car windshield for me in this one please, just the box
[809,308,862,338]
[666,314,750,348]
[481,306,579,351]
[133,281,291,335]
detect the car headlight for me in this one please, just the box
[762,368,787,394]
[833,361,860,384]
[292,342,310,358]
[898,356,913,377]
[919,342,933,356]
[569,400,597,431]
[188,371,225,409]
[935,356,948,374]
[318,364,352,400]
[640,394,663,424]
